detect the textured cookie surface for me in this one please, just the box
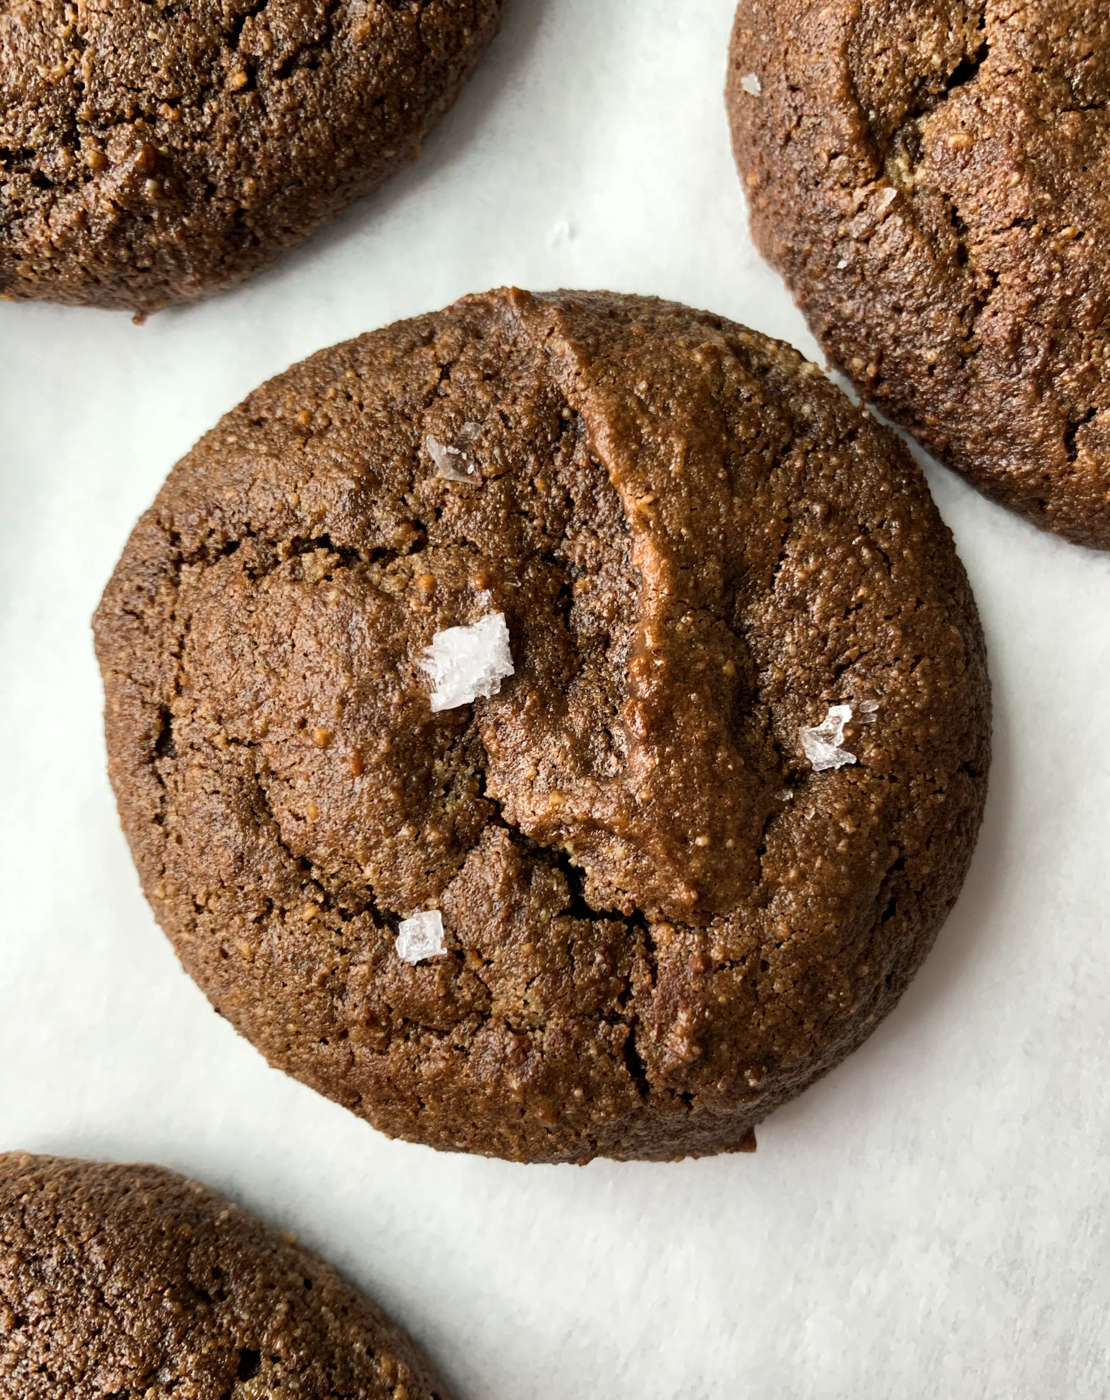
[94,288,990,1163]
[0,0,501,313]
[728,0,1110,549]
[0,1153,449,1400]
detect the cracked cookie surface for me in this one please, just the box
[0,0,501,313]
[728,0,1110,549]
[93,288,991,1163]
[0,1153,450,1400]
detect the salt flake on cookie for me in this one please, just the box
[800,699,879,772]
[395,910,447,964]
[419,612,514,713]
[426,426,482,483]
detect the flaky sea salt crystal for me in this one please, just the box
[740,71,762,96]
[395,909,447,964]
[877,185,897,209]
[800,699,879,771]
[419,612,514,712]
[426,432,478,483]
[801,703,856,772]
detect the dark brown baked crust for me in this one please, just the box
[0,0,501,314]
[727,0,1110,550]
[93,288,991,1163]
[0,1152,449,1400]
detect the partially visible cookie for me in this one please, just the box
[94,288,990,1164]
[0,1152,450,1400]
[728,0,1110,549]
[0,0,502,314]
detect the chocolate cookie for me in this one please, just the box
[0,1152,449,1399]
[93,288,991,1163]
[728,0,1110,549]
[0,0,501,314]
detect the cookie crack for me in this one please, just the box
[225,0,274,52]
[872,11,989,201]
[1064,406,1097,462]
[271,0,343,82]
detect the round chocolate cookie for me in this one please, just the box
[93,288,990,1163]
[0,1152,449,1399]
[0,0,501,314]
[728,0,1110,550]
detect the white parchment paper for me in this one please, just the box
[4,3,1110,1396]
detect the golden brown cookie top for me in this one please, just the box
[0,0,501,313]
[729,0,1110,549]
[0,1152,449,1399]
[94,289,990,1162]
